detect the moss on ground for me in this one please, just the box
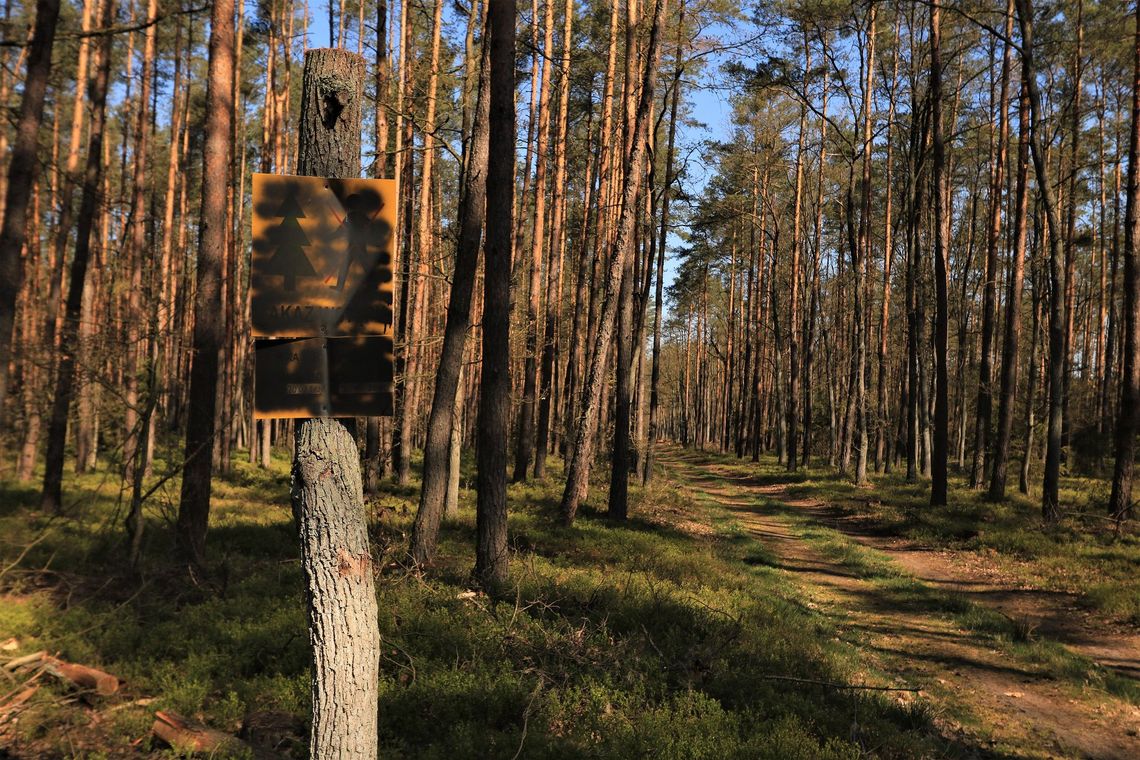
[0,448,967,758]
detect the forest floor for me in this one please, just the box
[0,445,1138,758]
[657,445,1140,759]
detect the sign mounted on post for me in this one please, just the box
[250,173,397,419]
[251,174,397,338]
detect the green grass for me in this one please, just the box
[668,449,1140,707]
[0,447,963,758]
[721,453,1140,626]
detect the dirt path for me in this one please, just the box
[660,448,1140,760]
[758,482,1140,683]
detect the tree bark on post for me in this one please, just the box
[293,48,380,759]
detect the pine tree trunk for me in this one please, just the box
[39,0,111,513]
[561,0,666,525]
[475,0,517,591]
[176,0,235,562]
[535,0,575,480]
[1109,8,1140,523]
[972,0,1015,488]
[930,1,949,506]
[0,0,61,431]
[513,0,556,482]
[989,82,1030,501]
[411,23,491,567]
[645,4,684,484]
[1016,0,1068,521]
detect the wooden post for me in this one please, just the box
[292,48,380,760]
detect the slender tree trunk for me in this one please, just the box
[0,0,61,429]
[1016,0,1068,521]
[514,0,555,482]
[562,0,666,525]
[1109,7,1140,523]
[410,24,491,566]
[787,31,810,472]
[535,0,575,480]
[972,0,1015,488]
[475,0,517,591]
[930,1,950,506]
[39,0,112,513]
[990,83,1031,500]
[645,4,684,483]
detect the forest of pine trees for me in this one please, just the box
[2,0,1140,754]
[2,0,1137,543]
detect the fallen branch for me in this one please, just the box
[757,674,923,692]
[2,650,47,672]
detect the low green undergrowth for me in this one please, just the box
[718,452,1140,626]
[0,447,955,758]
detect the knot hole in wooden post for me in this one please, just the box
[316,73,354,129]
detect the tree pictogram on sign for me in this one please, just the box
[263,189,316,292]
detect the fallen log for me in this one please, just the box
[152,710,251,756]
[43,656,119,696]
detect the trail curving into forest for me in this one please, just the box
[660,445,1140,760]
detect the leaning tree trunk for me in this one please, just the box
[410,28,491,567]
[1109,7,1140,524]
[972,0,1014,489]
[292,49,380,759]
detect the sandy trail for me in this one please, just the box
[661,448,1140,760]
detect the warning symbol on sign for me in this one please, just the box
[250,173,397,338]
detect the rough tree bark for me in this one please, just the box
[292,48,381,759]
[475,0,517,591]
[0,0,61,431]
[561,0,666,525]
[176,0,235,562]
[410,24,491,567]
[1109,6,1140,523]
[39,0,112,514]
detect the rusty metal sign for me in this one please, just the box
[251,174,396,338]
[250,173,397,418]
[254,336,394,419]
